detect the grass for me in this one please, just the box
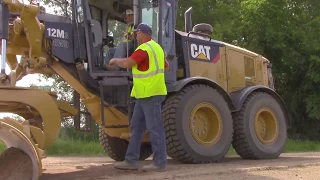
[226,139,320,155]
[283,139,320,153]
[45,139,106,156]
[1,139,320,157]
[0,139,106,157]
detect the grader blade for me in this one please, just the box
[0,87,78,180]
[0,118,43,180]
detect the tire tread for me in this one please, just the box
[98,127,152,161]
[232,91,285,159]
[162,84,232,164]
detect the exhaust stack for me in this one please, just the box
[1,1,9,80]
[184,7,193,33]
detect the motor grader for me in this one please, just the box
[0,0,290,179]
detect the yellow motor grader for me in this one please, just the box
[0,0,291,179]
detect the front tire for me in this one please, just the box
[232,91,287,159]
[162,84,233,163]
[98,127,153,161]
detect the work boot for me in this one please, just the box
[113,160,139,170]
[141,164,167,172]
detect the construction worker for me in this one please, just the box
[104,9,135,70]
[122,9,135,42]
[108,23,169,172]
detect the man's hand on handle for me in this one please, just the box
[165,52,169,72]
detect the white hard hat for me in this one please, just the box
[125,9,133,15]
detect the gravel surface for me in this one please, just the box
[37,152,320,180]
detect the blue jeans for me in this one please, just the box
[125,95,167,168]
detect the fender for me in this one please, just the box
[229,85,292,128]
[166,76,235,111]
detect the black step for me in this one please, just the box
[103,103,127,108]
[91,71,132,79]
[99,77,133,127]
[104,125,130,128]
[101,77,129,86]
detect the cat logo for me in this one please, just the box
[190,43,211,60]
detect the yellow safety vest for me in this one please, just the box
[123,25,134,42]
[130,40,167,98]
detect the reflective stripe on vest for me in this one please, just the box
[132,42,164,78]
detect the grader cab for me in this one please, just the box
[0,0,290,179]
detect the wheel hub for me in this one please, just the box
[191,115,208,135]
[254,107,279,145]
[189,102,223,146]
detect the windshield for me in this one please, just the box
[107,19,128,47]
[140,0,159,41]
[102,18,128,57]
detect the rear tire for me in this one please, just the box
[162,84,233,163]
[232,91,287,159]
[98,127,153,161]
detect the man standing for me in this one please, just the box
[104,9,135,70]
[108,23,169,172]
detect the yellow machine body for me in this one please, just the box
[0,1,289,180]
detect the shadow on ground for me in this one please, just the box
[39,155,320,180]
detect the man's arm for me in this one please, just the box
[109,50,147,68]
[165,60,169,72]
[164,52,169,72]
[109,57,137,68]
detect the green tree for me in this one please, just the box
[237,0,320,139]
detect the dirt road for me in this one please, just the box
[39,152,320,180]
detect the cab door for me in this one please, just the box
[138,0,177,82]
[160,0,177,82]
[73,0,104,76]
